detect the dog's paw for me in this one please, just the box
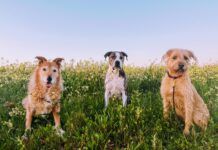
[163,114,169,120]
[21,129,31,142]
[183,129,190,136]
[55,127,65,137]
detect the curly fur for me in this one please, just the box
[160,49,210,135]
[22,56,64,130]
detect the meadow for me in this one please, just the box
[0,61,217,149]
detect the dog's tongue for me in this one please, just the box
[46,84,52,88]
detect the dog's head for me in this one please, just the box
[35,56,64,88]
[162,49,197,75]
[104,51,128,70]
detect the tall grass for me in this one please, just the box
[0,61,217,149]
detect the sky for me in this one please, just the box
[0,0,217,66]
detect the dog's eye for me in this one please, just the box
[53,69,57,73]
[172,56,177,60]
[120,56,123,59]
[112,55,116,59]
[184,56,189,60]
[43,68,47,71]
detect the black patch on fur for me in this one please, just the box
[104,51,114,59]
[119,69,126,78]
[127,96,131,105]
[120,52,128,60]
[120,69,131,105]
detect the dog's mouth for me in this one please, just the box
[113,66,121,70]
[176,68,186,73]
[46,82,52,88]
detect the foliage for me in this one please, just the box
[0,62,217,149]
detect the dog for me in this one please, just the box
[160,49,210,135]
[22,56,64,133]
[104,51,130,107]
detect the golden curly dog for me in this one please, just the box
[160,49,210,135]
[22,56,64,132]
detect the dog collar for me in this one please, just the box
[167,71,182,115]
[167,71,183,80]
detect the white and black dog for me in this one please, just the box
[104,51,130,107]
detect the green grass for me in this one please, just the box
[0,61,217,149]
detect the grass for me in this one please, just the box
[0,61,217,149]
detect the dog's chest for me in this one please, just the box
[42,99,54,114]
[33,99,59,115]
[106,74,125,95]
[164,82,186,113]
[31,89,61,115]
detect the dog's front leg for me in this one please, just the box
[25,110,33,130]
[163,97,170,120]
[52,109,65,136]
[183,96,194,135]
[122,91,127,107]
[104,90,110,107]
[52,109,61,128]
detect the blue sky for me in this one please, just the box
[0,0,217,65]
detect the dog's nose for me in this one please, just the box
[47,76,52,83]
[179,64,184,68]
[115,61,120,67]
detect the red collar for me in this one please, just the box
[167,71,183,79]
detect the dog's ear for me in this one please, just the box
[121,51,128,60]
[35,56,47,65]
[53,58,64,67]
[104,51,113,60]
[186,50,197,62]
[162,49,173,63]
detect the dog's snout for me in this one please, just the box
[179,64,184,68]
[115,61,120,67]
[47,76,52,83]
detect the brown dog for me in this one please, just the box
[160,49,210,135]
[22,56,64,132]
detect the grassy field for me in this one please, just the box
[0,61,217,149]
